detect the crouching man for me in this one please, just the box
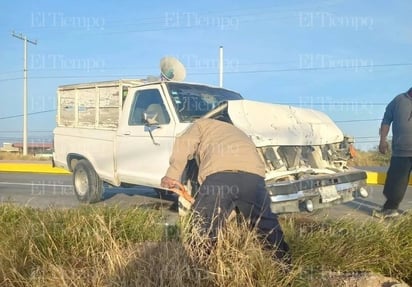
[161,117,290,262]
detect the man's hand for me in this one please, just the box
[379,140,389,154]
[161,176,179,189]
[378,124,390,154]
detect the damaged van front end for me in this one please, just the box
[206,100,368,214]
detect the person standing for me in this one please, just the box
[374,87,412,218]
[160,117,290,262]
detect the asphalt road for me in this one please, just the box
[0,172,179,223]
[1,172,412,222]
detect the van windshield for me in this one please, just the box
[166,82,243,122]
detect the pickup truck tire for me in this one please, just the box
[73,159,103,203]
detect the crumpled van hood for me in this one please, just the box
[226,100,344,147]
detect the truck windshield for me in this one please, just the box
[166,82,243,122]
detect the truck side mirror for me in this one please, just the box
[143,112,160,126]
[143,112,160,146]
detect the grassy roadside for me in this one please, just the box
[347,149,390,167]
[0,153,51,161]
[0,205,410,286]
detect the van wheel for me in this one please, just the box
[73,159,103,203]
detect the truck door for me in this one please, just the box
[116,85,175,187]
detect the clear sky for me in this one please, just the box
[0,0,411,150]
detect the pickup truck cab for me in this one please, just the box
[53,79,368,214]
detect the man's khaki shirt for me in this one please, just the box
[165,118,265,184]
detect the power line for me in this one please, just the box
[0,74,148,82]
[220,62,412,74]
[0,109,55,120]
[0,107,382,124]
[89,1,340,35]
[0,58,412,82]
[353,136,380,139]
[1,62,412,83]
[0,130,52,133]
[0,77,24,82]
[0,70,22,76]
[0,105,384,124]
[335,118,381,123]
[353,140,381,144]
[283,103,386,106]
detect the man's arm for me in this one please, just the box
[161,123,201,188]
[379,98,395,155]
[379,124,390,154]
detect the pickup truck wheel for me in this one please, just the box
[73,159,103,203]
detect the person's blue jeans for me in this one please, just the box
[383,156,412,210]
[193,171,290,261]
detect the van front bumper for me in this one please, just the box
[266,170,368,214]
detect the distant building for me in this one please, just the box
[0,142,53,157]
[0,142,19,153]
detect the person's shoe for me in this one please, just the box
[372,208,400,219]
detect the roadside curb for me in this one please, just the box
[366,171,412,185]
[0,163,393,185]
[365,171,384,185]
[0,163,70,174]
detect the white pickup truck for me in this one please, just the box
[53,78,368,213]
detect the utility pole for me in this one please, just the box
[12,32,37,156]
[219,46,224,87]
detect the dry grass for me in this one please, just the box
[0,205,411,286]
[348,149,391,167]
[0,152,49,161]
[285,214,412,286]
